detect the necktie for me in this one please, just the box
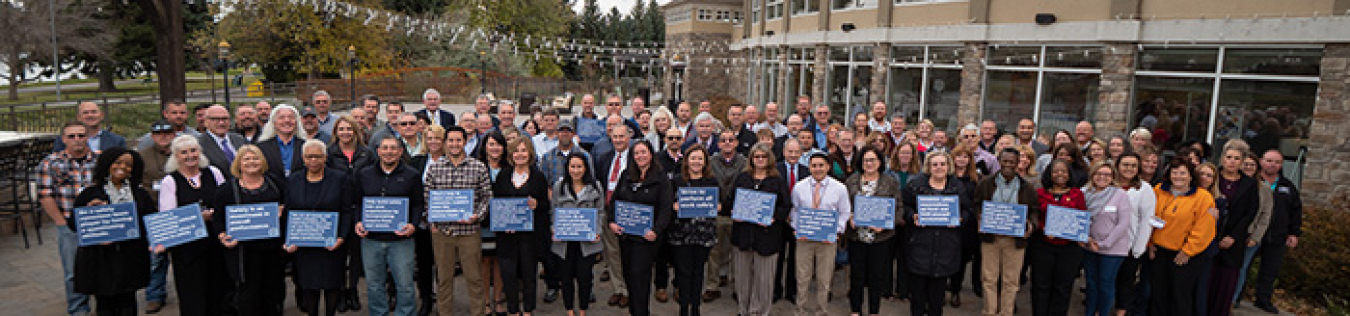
[788,164,797,189]
[221,138,235,162]
[812,180,823,208]
[608,153,622,202]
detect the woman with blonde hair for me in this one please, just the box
[208,144,287,316]
[914,120,937,154]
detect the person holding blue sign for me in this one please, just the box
[69,147,155,316]
[284,140,357,316]
[550,152,606,316]
[607,140,673,316]
[844,147,904,316]
[971,148,1039,316]
[1029,159,1088,316]
[207,144,287,316]
[1082,162,1138,316]
[729,143,792,316]
[790,152,851,316]
[355,137,425,316]
[491,138,553,316]
[900,151,972,316]
[156,134,233,316]
[669,145,720,316]
[426,126,495,316]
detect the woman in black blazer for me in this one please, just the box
[607,140,674,316]
[324,114,373,311]
[69,147,155,316]
[285,140,357,316]
[728,143,792,316]
[493,137,554,316]
[208,144,287,316]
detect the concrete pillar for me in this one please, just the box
[1302,43,1350,207]
[818,0,831,31]
[871,43,891,104]
[813,43,830,108]
[1094,43,1137,138]
[957,43,988,127]
[779,46,792,105]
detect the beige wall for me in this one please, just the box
[666,20,737,36]
[765,19,786,35]
[788,14,821,33]
[1140,0,1334,19]
[892,2,971,26]
[988,0,1111,23]
[830,8,881,30]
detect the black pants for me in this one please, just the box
[673,244,711,316]
[1151,248,1200,316]
[1114,255,1143,312]
[653,237,672,290]
[1252,241,1289,305]
[910,273,947,316]
[229,246,286,316]
[300,289,342,316]
[544,249,563,290]
[346,232,363,292]
[499,236,540,314]
[557,243,596,311]
[621,238,658,316]
[414,227,436,303]
[850,239,893,314]
[774,237,798,299]
[170,241,234,316]
[891,228,910,298]
[94,292,138,316]
[1030,239,1083,316]
[951,232,982,295]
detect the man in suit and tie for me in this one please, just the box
[773,114,805,157]
[774,138,809,303]
[592,123,633,307]
[197,105,246,172]
[680,112,720,155]
[421,88,456,130]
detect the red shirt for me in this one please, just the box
[1036,187,1087,245]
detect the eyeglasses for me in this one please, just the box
[303,154,326,159]
[64,134,87,139]
[666,136,682,141]
[607,102,621,106]
[314,100,330,104]
[396,122,417,126]
[719,139,735,143]
[207,116,230,121]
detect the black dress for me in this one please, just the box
[491,166,553,314]
[70,185,155,296]
[164,168,234,316]
[208,176,287,316]
[285,168,356,290]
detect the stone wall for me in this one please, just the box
[1303,43,1350,207]
[665,32,737,105]
[958,43,987,127]
[1094,43,1136,138]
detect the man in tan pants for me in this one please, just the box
[791,154,851,316]
[424,126,493,316]
[974,149,1039,316]
[602,218,629,306]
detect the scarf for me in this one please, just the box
[1082,185,1121,215]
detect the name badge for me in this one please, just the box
[1149,215,1166,229]
[1278,187,1291,194]
[1104,206,1117,213]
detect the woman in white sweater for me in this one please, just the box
[1110,153,1157,316]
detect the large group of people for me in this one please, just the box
[37,90,1303,316]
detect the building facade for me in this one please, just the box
[663,0,1350,207]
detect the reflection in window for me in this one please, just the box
[929,46,964,64]
[1045,46,1102,68]
[989,46,1041,67]
[887,67,922,126]
[1139,48,1219,72]
[983,71,1038,134]
[1215,80,1316,157]
[1223,48,1322,76]
[923,69,963,132]
[792,0,819,14]
[1038,72,1101,136]
[1133,76,1214,152]
[833,0,876,10]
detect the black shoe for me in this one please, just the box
[346,290,363,311]
[543,289,559,303]
[1255,302,1280,314]
[589,292,597,303]
[417,299,434,316]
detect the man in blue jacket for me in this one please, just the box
[55,102,127,153]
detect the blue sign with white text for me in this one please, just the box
[428,189,475,222]
[794,208,838,242]
[979,201,1028,237]
[677,187,719,218]
[615,201,654,236]
[226,202,281,241]
[917,195,961,227]
[74,202,141,246]
[732,188,776,226]
[853,195,896,229]
[362,197,409,232]
[142,203,208,248]
[1045,205,1091,242]
[554,208,599,241]
[490,198,533,232]
[286,211,339,248]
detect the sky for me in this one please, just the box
[574,0,672,16]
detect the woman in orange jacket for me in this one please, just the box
[1148,161,1217,316]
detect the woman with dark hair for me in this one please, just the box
[730,143,792,316]
[1046,143,1089,187]
[284,139,357,316]
[1149,162,1216,316]
[845,146,904,316]
[1113,153,1158,316]
[521,120,541,138]
[475,131,510,314]
[551,153,605,316]
[1030,159,1088,316]
[901,151,972,316]
[326,115,374,311]
[209,144,287,316]
[70,147,155,316]
[607,140,673,316]
[670,144,719,316]
[493,138,552,316]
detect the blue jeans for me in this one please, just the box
[146,252,169,303]
[1084,252,1125,316]
[58,226,91,315]
[1232,242,1261,303]
[362,238,416,316]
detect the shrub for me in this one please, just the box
[1278,203,1350,310]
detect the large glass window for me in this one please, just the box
[984,45,1103,136]
[887,67,922,125]
[1214,80,1317,157]
[767,0,784,19]
[1134,76,1214,152]
[792,0,819,14]
[1139,47,1219,72]
[1223,48,1322,76]
[885,46,964,132]
[983,71,1038,133]
[1038,72,1101,135]
[827,46,875,122]
[833,0,876,10]
[923,69,963,132]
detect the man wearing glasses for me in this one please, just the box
[807,105,834,150]
[705,130,747,302]
[312,90,338,135]
[38,122,100,316]
[198,105,246,172]
[959,123,1000,176]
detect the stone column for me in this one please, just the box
[1094,43,1137,137]
[871,43,891,104]
[957,43,987,127]
[779,46,792,105]
[813,43,830,108]
[1302,43,1350,207]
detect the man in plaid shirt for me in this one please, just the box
[38,121,99,316]
[424,125,493,316]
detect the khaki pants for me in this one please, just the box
[795,240,837,316]
[432,232,485,316]
[980,236,1025,316]
[601,221,628,295]
[704,215,734,291]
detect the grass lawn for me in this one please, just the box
[0,78,253,105]
[2,102,162,136]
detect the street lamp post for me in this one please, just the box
[348,46,357,110]
[479,50,487,94]
[219,41,231,106]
